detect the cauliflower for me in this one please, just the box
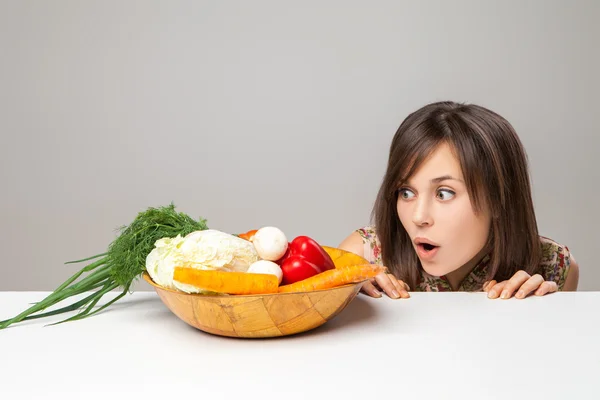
[145,229,259,293]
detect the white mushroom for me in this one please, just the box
[247,260,283,284]
[252,226,288,261]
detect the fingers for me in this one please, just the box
[514,274,544,299]
[373,272,410,299]
[487,272,557,299]
[534,281,558,296]
[361,273,410,299]
[483,280,496,292]
[372,275,409,292]
[360,281,382,298]
[487,281,507,299]
[497,270,532,299]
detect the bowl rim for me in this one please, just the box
[141,271,366,298]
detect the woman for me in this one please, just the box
[339,101,579,299]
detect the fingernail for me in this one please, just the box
[501,290,509,299]
[516,290,525,299]
[372,289,382,297]
[488,290,496,298]
[391,290,400,298]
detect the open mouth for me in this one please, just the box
[421,243,436,251]
[414,238,440,259]
[418,243,438,252]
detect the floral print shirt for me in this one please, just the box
[356,226,573,292]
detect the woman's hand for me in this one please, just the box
[483,270,557,299]
[361,272,410,299]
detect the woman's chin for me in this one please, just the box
[420,262,453,277]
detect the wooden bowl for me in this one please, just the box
[143,246,370,338]
[143,273,364,338]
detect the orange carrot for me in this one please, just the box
[173,267,279,295]
[278,264,385,293]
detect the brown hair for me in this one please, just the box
[372,101,541,290]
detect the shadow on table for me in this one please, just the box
[291,294,380,338]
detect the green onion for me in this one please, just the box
[0,204,208,329]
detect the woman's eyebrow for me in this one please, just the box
[430,175,464,183]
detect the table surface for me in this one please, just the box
[1,290,599,400]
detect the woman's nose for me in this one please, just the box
[412,198,434,227]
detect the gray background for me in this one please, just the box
[1,0,598,292]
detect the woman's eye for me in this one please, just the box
[436,189,455,200]
[398,188,415,199]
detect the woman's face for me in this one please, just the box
[396,142,492,277]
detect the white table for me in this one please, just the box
[1,291,599,400]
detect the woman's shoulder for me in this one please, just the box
[338,225,382,264]
[355,225,379,242]
[538,236,575,290]
[354,225,382,264]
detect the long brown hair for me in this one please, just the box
[372,101,541,290]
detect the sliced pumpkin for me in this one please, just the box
[322,246,370,269]
[173,267,279,295]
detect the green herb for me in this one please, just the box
[0,204,208,329]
